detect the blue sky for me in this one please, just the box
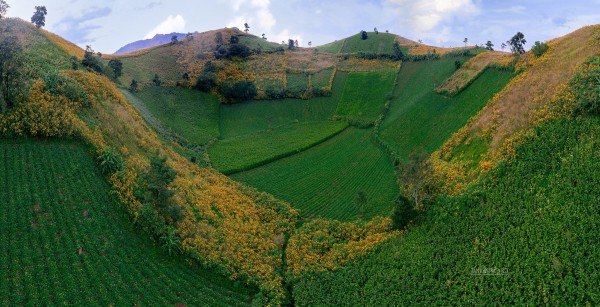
[6,0,600,53]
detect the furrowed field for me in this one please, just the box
[209,121,348,174]
[132,87,220,144]
[380,57,514,158]
[233,128,399,220]
[0,140,252,306]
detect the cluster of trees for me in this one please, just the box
[214,34,251,59]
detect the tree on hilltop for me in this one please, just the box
[288,39,295,50]
[244,22,249,33]
[170,35,178,45]
[0,0,9,19]
[507,32,527,64]
[361,30,368,40]
[463,37,468,47]
[485,41,494,51]
[31,6,47,28]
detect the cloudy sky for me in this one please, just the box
[5,0,600,54]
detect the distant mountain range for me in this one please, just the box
[114,32,195,54]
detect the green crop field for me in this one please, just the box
[311,68,334,90]
[133,87,220,144]
[0,140,252,306]
[219,71,348,138]
[291,117,600,305]
[335,71,397,123]
[286,73,309,96]
[340,32,397,54]
[233,128,399,220]
[209,121,348,174]
[380,58,513,158]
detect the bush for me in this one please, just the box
[531,41,549,57]
[43,72,89,106]
[136,203,167,239]
[218,81,257,103]
[97,147,124,175]
[152,74,161,86]
[454,60,462,70]
[81,52,103,73]
[391,195,416,230]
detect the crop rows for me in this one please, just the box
[0,140,252,306]
[233,128,398,220]
[311,68,335,90]
[335,71,397,123]
[209,121,348,174]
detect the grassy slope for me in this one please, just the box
[335,71,397,122]
[209,121,348,174]
[340,32,397,54]
[380,57,513,158]
[117,45,181,86]
[219,71,348,138]
[292,116,600,305]
[233,128,399,220]
[318,40,345,54]
[132,87,220,144]
[0,140,252,306]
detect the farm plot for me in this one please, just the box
[209,121,348,174]
[335,71,397,124]
[232,128,399,220]
[380,58,514,159]
[133,87,220,144]
[0,140,252,306]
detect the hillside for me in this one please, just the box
[115,32,190,54]
[1,15,599,306]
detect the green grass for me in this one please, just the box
[133,87,220,144]
[233,128,399,220]
[335,71,397,123]
[238,35,282,52]
[119,45,181,86]
[311,68,334,90]
[340,32,397,54]
[292,116,600,305]
[380,59,513,158]
[209,121,348,174]
[0,139,252,306]
[318,40,345,54]
[219,71,348,139]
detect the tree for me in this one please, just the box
[170,35,178,45]
[244,22,249,33]
[81,46,103,73]
[0,34,22,112]
[294,39,299,47]
[374,27,378,34]
[152,74,161,86]
[531,41,549,57]
[130,79,138,92]
[454,60,462,70]
[31,6,47,28]
[230,35,239,44]
[361,30,368,40]
[463,37,468,47]
[308,41,312,47]
[261,33,266,40]
[485,41,494,51]
[108,59,123,79]
[397,150,434,210]
[0,0,9,19]
[500,42,507,50]
[392,42,405,61]
[288,39,295,50]
[507,32,526,55]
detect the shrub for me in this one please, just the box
[218,80,257,103]
[455,60,462,70]
[97,147,124,175]
[531,41,549,57]
[136,203,167,239]
[152,74,161,86]
[391,195,416,230]
[81,51,103,73]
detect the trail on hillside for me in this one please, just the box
[119,88,207,155]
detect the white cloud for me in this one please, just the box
[385,0,479,33]
[226,0,275,32]
[257,8,276,29]
[144,15,186,39]
[227,16,249,29]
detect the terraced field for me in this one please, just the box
[335,71,397,123]
[381,58,514,158]
[133,87,220,144]
[233,128,399,220]
[0,140,252,306]
[209,121,348,174]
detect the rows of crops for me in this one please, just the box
[133,87,220,144]
[209,121,348,174]
[292,116,600,305]
[233,128,399,220]
[335,71,397,123]
[380,57,514,158]
[0,140,252,306]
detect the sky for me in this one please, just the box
[5,0,600,54]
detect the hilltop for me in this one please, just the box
[1,16,599,305]
[114,32,193,54]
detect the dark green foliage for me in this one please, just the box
[391,194,416,230]
[30,6,47,28]
[108,59,123,78]
[152,73,161,86]
[69,55,78,70]
[0,34,22,111]
[161,226,181,256]
[531,41,549,57]
[42,72,89,106]
[455,60,462,70]
[195,61,218,92]
[508,32,526,54]
[572,56,600,116]
[96,147,124,175]
[392,42,405,61]
[361,30,368,40]
[144,156,176,207]
[136,202,167,239]
[227,42,251,58]
[81,47,103,73]
[230,35,239,44]
[130,79,138,92]
[0,1,8,19]
[218,80,257,103]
